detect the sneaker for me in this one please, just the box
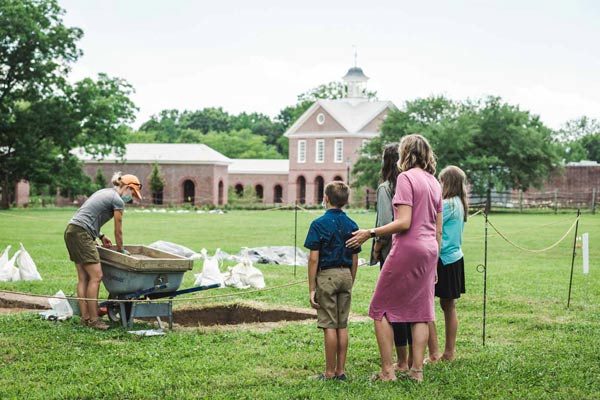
[88,318,110,331]
[310,373,334,380]
[333,374,347,381]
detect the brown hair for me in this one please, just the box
[325,181,349,208]
[439,165,468,221]
[397,134,436,175]
[380,143,400,193]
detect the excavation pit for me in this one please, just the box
[172,304,315,327]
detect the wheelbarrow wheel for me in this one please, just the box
[106,295,132,323]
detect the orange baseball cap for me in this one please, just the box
[120,174,143,199]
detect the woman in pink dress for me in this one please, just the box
[346,134,442,382]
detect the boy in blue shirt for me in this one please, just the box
[304,181,361,380]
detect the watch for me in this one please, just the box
[369,229,376,238]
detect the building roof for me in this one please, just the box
[284,98,395,137]
[566,160,599,166]
[228,159,289,174]
[342,66,369,81]
[73,143,232,165]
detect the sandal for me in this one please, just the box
[399,368,423,383]
[80,318,90,326]
[369,372,396,382]
[87,318,110,331]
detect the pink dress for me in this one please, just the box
[368,168,442,323]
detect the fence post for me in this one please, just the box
[519,189,523,213]
[366,189,370,210]
[553,189,558,214]
[592,188,597,215]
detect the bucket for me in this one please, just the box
[67,296,81,316]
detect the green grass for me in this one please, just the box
[1,209,599,399]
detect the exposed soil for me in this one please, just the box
[0,291,50,315]
[173,303,315,327]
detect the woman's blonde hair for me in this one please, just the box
[439,165,468,222]
[111,172,124,187]
[397,134,436,175]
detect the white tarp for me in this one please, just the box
[148,240,203,260]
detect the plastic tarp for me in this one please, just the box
[148,240,203,260]
[40,290,73,321]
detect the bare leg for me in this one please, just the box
[335,328,348,376]
[84,262,103,321]
[440,298,458,360]
[75,264,90,320]
[409,322,429,382]
[427,321,441,362]
[372,316,396,380]
[395,346,409,371]
[323,328,338,377]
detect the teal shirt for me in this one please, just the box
[440,196,465,265]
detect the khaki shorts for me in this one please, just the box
[64,224,100,265]
[315,268,353,329]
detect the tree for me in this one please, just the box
[149,161,165,205]
[94,167,107,191]
[556,117,600,162]
[0,0,137,208]
[580,133,600,162]
[198,129,283,159]
[354,95,561,212]
[179,107,232,133]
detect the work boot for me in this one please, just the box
[80,317,90,326]
[88,318,110,331]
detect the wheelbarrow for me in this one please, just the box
[97,245,219,329]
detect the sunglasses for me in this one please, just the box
[127,182,143,190]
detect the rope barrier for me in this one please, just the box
[486,215,580,253]
[462,214,577,242]
[0,280,308,304]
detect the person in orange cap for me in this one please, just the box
[63,172,142,330]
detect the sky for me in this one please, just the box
[59,0,600,130]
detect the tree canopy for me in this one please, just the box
[354,95,561,201]
[0,0,136,207]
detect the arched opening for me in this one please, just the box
[255,184,264,200]
[235,184,244,197]
[218,180,224,205]
[152,188,163,205]
[314,176,324,204]
[273,185,283,203]
[334,175,343,182]
[296,176,306,204]
[183,180,195,204]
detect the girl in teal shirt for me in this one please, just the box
[427,166,468,362]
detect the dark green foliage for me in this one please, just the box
[354,95,561,197]
[0,0,136,208]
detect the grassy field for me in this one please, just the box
[0,208,599,399]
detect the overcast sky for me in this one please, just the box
[59,0,599,130]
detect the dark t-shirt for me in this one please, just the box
[304,208,361,269]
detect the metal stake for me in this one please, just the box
[567,208,581,309]
[482,212,489,346]
[294,200,298,278]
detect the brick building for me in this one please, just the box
[284,65,395,205]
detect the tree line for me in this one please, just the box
[1,0,598,209]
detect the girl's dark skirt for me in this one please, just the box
[435,257,465,299]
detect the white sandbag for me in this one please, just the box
[148,240,202,260]
[17,243,42,281]
[0,246,20,282]
[196,249,224,287]
[40,290,73,321]
[224,255,265,289]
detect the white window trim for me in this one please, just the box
[315,139,324,163]
[334,139,343,163]
[297,140,306,163]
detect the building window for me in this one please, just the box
[316,113,326,125]
[255,184,263,200]
[315,139,324,163]
[334,139,343,163]
[274,185,283,203]
[298,140,306,163]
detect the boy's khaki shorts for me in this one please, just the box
[315,268,353,329]
[64,224,100,265]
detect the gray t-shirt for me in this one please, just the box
[69,188,124,238]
